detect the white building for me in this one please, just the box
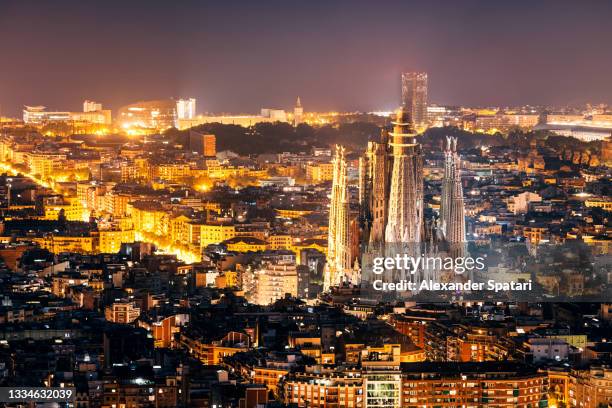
[248,262,298,305]
[507,191,542,214]
[176,98,197,120]
[83,100,103,112]
[528,338,577,363]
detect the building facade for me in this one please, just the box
[401,72,428,128]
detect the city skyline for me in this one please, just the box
[2,0,612,116]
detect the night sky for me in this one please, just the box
[1,0,612,116]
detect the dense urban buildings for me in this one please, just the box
[2,92,610,405]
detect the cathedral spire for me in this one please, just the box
[440,136,466,248]
[324,145,351,290]
[293,96,303,126]
[384,106,424,244]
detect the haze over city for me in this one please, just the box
[2,0,612,115]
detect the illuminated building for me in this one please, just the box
[584,199,612,211]
[39,195,86,222]
[569,367,612,408]
[401,362,548,407]
[440,137,466,249]
[69,110,112,125]
[23,105,111,126]
[401,72,428,128]
[385,107,423,244]
[362,345,402,408]
[140,314,189,348]
[517,140,545,173]
[223,236,268,253]
[102,379,177,408]
[252,366,289,395]
[203,134,216,157]
[507,191,542,214]
[189,130,216,157]
[105,301,141,324]
[98,229,135,253]
[177,110,289,129]
[324,145,352,290]
[197,223,236,247]
[117,99,177,131]
[268,234,293,250]
[275,207,314,219]
[548,369,570,408]
[536,124,612,142]
[26,151,66,180]
[522,226,548,245]
[546,113,585,124]
[23,105,67,124]
[260,108,287,122]
[51,272,89,297]
[600,136,612,166]
[215,271,238,288]
[180,331,251,365]
[305,162,334,183]
[83,100,102,112]
[152,162,192,182]
[36,234,96,254]
[454,330,512,362]
[283,369,364,408]
[247,262,298,305]
[102,190,134,217]
[176,98,196,120]
[128,201,169,236]
[293,96,304,126]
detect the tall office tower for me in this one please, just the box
[188,130,216,156]
[401,72,428,128]
[385,106,423,244]
[293,96,304,126]
[176,98,196,120]
[324,145,351,290]
[440,137,466,258]
[83,100,103,112]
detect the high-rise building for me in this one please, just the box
[385,106,424,244]
[324,145,352,290]
[401,72,428,128]
[293,96,303,126]
[176,98,196,120]
[189,130,216,157]
[440,136,465,246]
[247,261,298,305]
[83,100,103,112]
[203,134,216,157]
